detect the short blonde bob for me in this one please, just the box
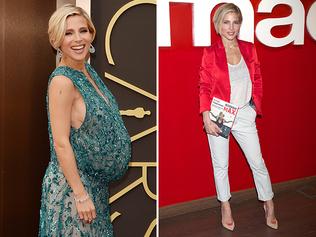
[48,4,96,49]
[213,3,243,34]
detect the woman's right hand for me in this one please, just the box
[202,111,221,136]
[75,193,97,224]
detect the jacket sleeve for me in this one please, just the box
[252,44,263,115]
[199,47,214,114]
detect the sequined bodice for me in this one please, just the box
[39,63,131,236]
[47,63,131,182]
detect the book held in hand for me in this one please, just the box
[209,97,239,139]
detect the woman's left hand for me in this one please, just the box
[75,192,97,224]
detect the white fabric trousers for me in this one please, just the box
[207,104,274,202]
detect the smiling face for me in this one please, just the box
[60,14,92,65]
[219,12,241,42]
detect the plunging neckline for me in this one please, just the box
[84,70,110,106]
[58,63,111,106]
[228,56,243,67]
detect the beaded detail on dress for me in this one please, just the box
[39,63,131,237]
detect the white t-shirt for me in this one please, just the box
[228,56,252,108]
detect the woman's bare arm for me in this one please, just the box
[48,75,96,222]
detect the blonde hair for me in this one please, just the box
[48,4,96,49]
[213,3,243,34]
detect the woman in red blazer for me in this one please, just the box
[199,3,278,231]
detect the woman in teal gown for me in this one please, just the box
[39,4,131,236]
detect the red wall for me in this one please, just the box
[159,1,316,207]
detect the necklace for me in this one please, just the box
[228,44,237,49]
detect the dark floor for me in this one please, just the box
[159,180,316,237]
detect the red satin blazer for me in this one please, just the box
[199,39,263,115]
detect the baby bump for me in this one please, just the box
[74,128,131,182]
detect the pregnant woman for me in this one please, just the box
[39,4,131,236]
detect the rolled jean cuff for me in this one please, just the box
[258,192,274,202]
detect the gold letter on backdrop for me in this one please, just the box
[104,1,157,236]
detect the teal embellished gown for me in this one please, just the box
[39,63,131,237]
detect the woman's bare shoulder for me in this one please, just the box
[49,75,74,89]
[48,75,76,99]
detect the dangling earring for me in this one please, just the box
[57,48,63,58]
[89,44,95,54]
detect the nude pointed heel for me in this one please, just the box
[221,220,235,231]
[263,203,278,230]
[221,203,235,231]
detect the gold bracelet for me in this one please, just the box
[74,193,90,203]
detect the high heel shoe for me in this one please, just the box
[263,202,278,230]
[221,220,235,231]
[221,203,235,231]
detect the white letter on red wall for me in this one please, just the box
[256,0,305,47]
[306,1,316,40]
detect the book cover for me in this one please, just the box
[209,97,239,139]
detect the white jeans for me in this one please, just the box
[207,104,274,202]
